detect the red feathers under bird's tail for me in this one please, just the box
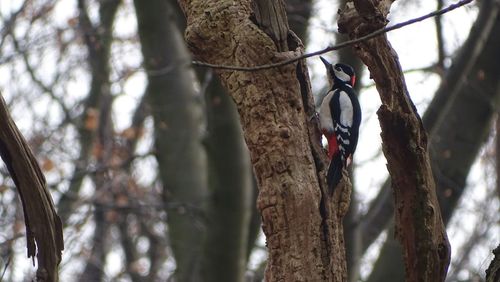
[327,135,339,159]
[325,135,342,193]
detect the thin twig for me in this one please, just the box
[191,0,473,71]
[435,0,446,69]
[9,31,72,121]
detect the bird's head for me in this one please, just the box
[320,56,356,87]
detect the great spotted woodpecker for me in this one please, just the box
[318,56,361,192]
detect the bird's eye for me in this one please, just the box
[335,66,341,71]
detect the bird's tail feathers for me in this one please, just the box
[327,153,343,194]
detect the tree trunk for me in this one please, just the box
[338,1,451,281]
[238,1,315,267]
[285,0,313,45]
[134,0,207,281]
[201,75,253,282]
[179,0,350,280]
[364,1,500,279]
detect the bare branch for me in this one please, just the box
[435,0,446,70]
[8,31,72,122]
[0,1,28,49]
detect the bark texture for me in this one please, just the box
[0,94,63,282]
[338,1,451,281]
[179,0,350,280]
[134,0,207,280]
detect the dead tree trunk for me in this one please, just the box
[338,1,451,281]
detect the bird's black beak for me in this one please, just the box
[320,56,331,69]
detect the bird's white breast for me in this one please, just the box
[319,91,334,132]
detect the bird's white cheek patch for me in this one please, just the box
[334,69,350,83]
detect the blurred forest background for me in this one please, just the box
[0,0,499,281]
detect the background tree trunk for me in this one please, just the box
[57,0,121,225]
[134,0,207,280]
[201,75,253,282]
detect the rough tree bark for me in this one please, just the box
[0,94,63,282]
[244,2,315,270]
[179,0,350,280]
[338,1,451,281]
[365,1,500,280]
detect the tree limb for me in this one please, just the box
[0,93,63,282]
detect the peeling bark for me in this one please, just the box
[338,1,451,281]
